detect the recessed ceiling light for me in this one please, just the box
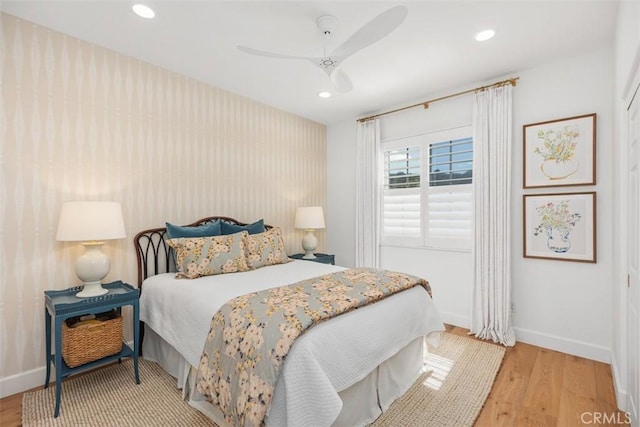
[133,4,155,19]
[318,91,331,98]
[474,29,495,42]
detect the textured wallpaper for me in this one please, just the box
[0,13,326,387]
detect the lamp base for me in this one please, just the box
[301,229,318,260]
[76,281,109,298]
[75,242,111,298]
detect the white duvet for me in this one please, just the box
[140,260,444,426]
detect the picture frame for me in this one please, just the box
[523,192,596,263]
[523,113,596,188]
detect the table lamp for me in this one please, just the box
[294,206,325,259]
[56,201,126,297]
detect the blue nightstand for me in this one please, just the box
[289,253,335,265]
[44,281,140,417]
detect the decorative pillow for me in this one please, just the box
[221,219,265,235]
[243,227,291,270]
[166,231,250,279]
[166,220,222,239]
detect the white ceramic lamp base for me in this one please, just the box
[301,229,318,259]
[76,282,109,298]
[75,242,110,298]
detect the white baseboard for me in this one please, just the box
[438,311,469,329]
[611,351,629,412]
[434,314,610,364]
[0,366,49,399]
[513,326,610,363]
[0,340,136,399]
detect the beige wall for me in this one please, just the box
[0,13,326,388]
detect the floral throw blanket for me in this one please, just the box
[194,268,432,427]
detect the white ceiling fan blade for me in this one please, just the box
[237,45,311,61]
[331,5,408,59]
[331,68,353,93]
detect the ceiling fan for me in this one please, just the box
[237,5,408,93]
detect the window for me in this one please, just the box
[381,127,473,250]
[429,137,473,186]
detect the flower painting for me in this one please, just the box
[534,126,580,180]
[524,192,596,263]
[523,113,596,188]
[532,200,581,253]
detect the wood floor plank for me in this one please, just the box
[557,355,598,426]
[513,405,558,427]
[519,347,565,419]
[474,341,539,427]
[594,361,630,426]
[595,360,620,412]
[0,392,23,426]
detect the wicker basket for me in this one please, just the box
[62,315,123,368]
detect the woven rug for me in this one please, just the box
[23,333,505,427]
[372,333,505,427]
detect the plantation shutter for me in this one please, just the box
[382,145,421,243]
[427,184,473,248]
[427,136,473,248]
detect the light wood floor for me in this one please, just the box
[0,325,628,426]
[445,325,628,427]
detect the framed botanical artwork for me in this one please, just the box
[523,192,596,263]
[523,113,596,188]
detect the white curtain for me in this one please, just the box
[470,85,516,346]
[355,119,381,268]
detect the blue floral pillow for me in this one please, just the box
[166,231,250,279]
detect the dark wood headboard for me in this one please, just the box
[133,216,272,288]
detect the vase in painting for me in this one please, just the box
[540,158,579,180]
[546,226,572,253]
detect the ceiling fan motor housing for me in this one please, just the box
[316,15,338,36]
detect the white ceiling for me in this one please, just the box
[1,1,618,125]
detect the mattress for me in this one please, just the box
[140,260,444,426]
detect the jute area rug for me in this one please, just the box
[23,333,505,427]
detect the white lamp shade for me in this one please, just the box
[294,206,325,230]
[56,201,126,242]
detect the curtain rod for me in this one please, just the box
[357,77,519,123]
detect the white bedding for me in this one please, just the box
[140,260,444,426]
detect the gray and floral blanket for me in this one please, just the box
[194,267,432,427]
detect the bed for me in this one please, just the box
[134,216,444,427]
